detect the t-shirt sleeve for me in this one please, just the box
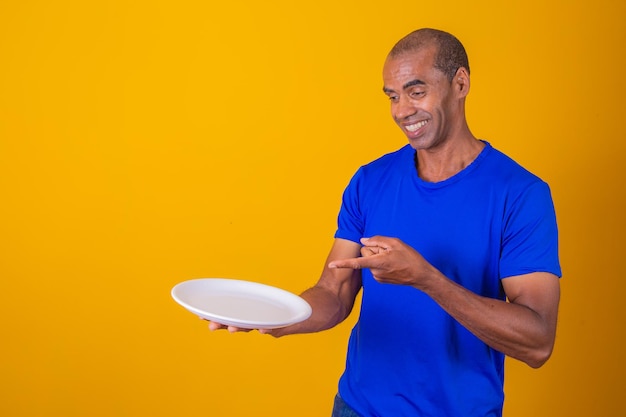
[334,168,365,244]
[500,180,562,279]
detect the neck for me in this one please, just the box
[415,134,484,182]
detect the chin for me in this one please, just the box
[407,137,432,151]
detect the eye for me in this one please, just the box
[410,91,425,98]
[388,95,399,102]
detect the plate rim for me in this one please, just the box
[171,278,312,329]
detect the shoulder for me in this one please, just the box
[482,142,550,192]
[358,144,413,177]
[340,145,413,206]
[487,144,541,182]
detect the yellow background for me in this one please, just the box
[1,1,624,416]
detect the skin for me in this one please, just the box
[210,44,561,368]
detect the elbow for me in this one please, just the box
[525,354,550,369]
[523,343,555,369]
[520,320,558,368]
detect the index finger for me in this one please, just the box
[329,256,379,270]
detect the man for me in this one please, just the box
[210,28,561,417]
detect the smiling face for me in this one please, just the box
[382,45,467,151]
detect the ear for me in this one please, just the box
[453,67,470,98]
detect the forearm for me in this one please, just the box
[268,285,354,337]
[266,238,363,338]
[422,272,559,368]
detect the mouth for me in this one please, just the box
[404,120,428,133]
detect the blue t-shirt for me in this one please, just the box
[334,141,561,417]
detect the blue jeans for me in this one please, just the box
[332,394,361,417]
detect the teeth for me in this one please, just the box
[406,120,427,132]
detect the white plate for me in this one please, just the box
[171,278,312,329]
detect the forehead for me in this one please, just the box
[382,46,442,88]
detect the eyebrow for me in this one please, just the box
[382,78,426,94]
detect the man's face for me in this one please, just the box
[382,46,461,151]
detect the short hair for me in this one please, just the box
[388,28,470,82]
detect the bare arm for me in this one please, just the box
[329,236,560,368]
[263,238,363,337]
[209,238,363,337]
[419,270,560,368]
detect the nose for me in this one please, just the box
[393,95,417,121]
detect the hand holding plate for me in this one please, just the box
[207,320,253,333]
